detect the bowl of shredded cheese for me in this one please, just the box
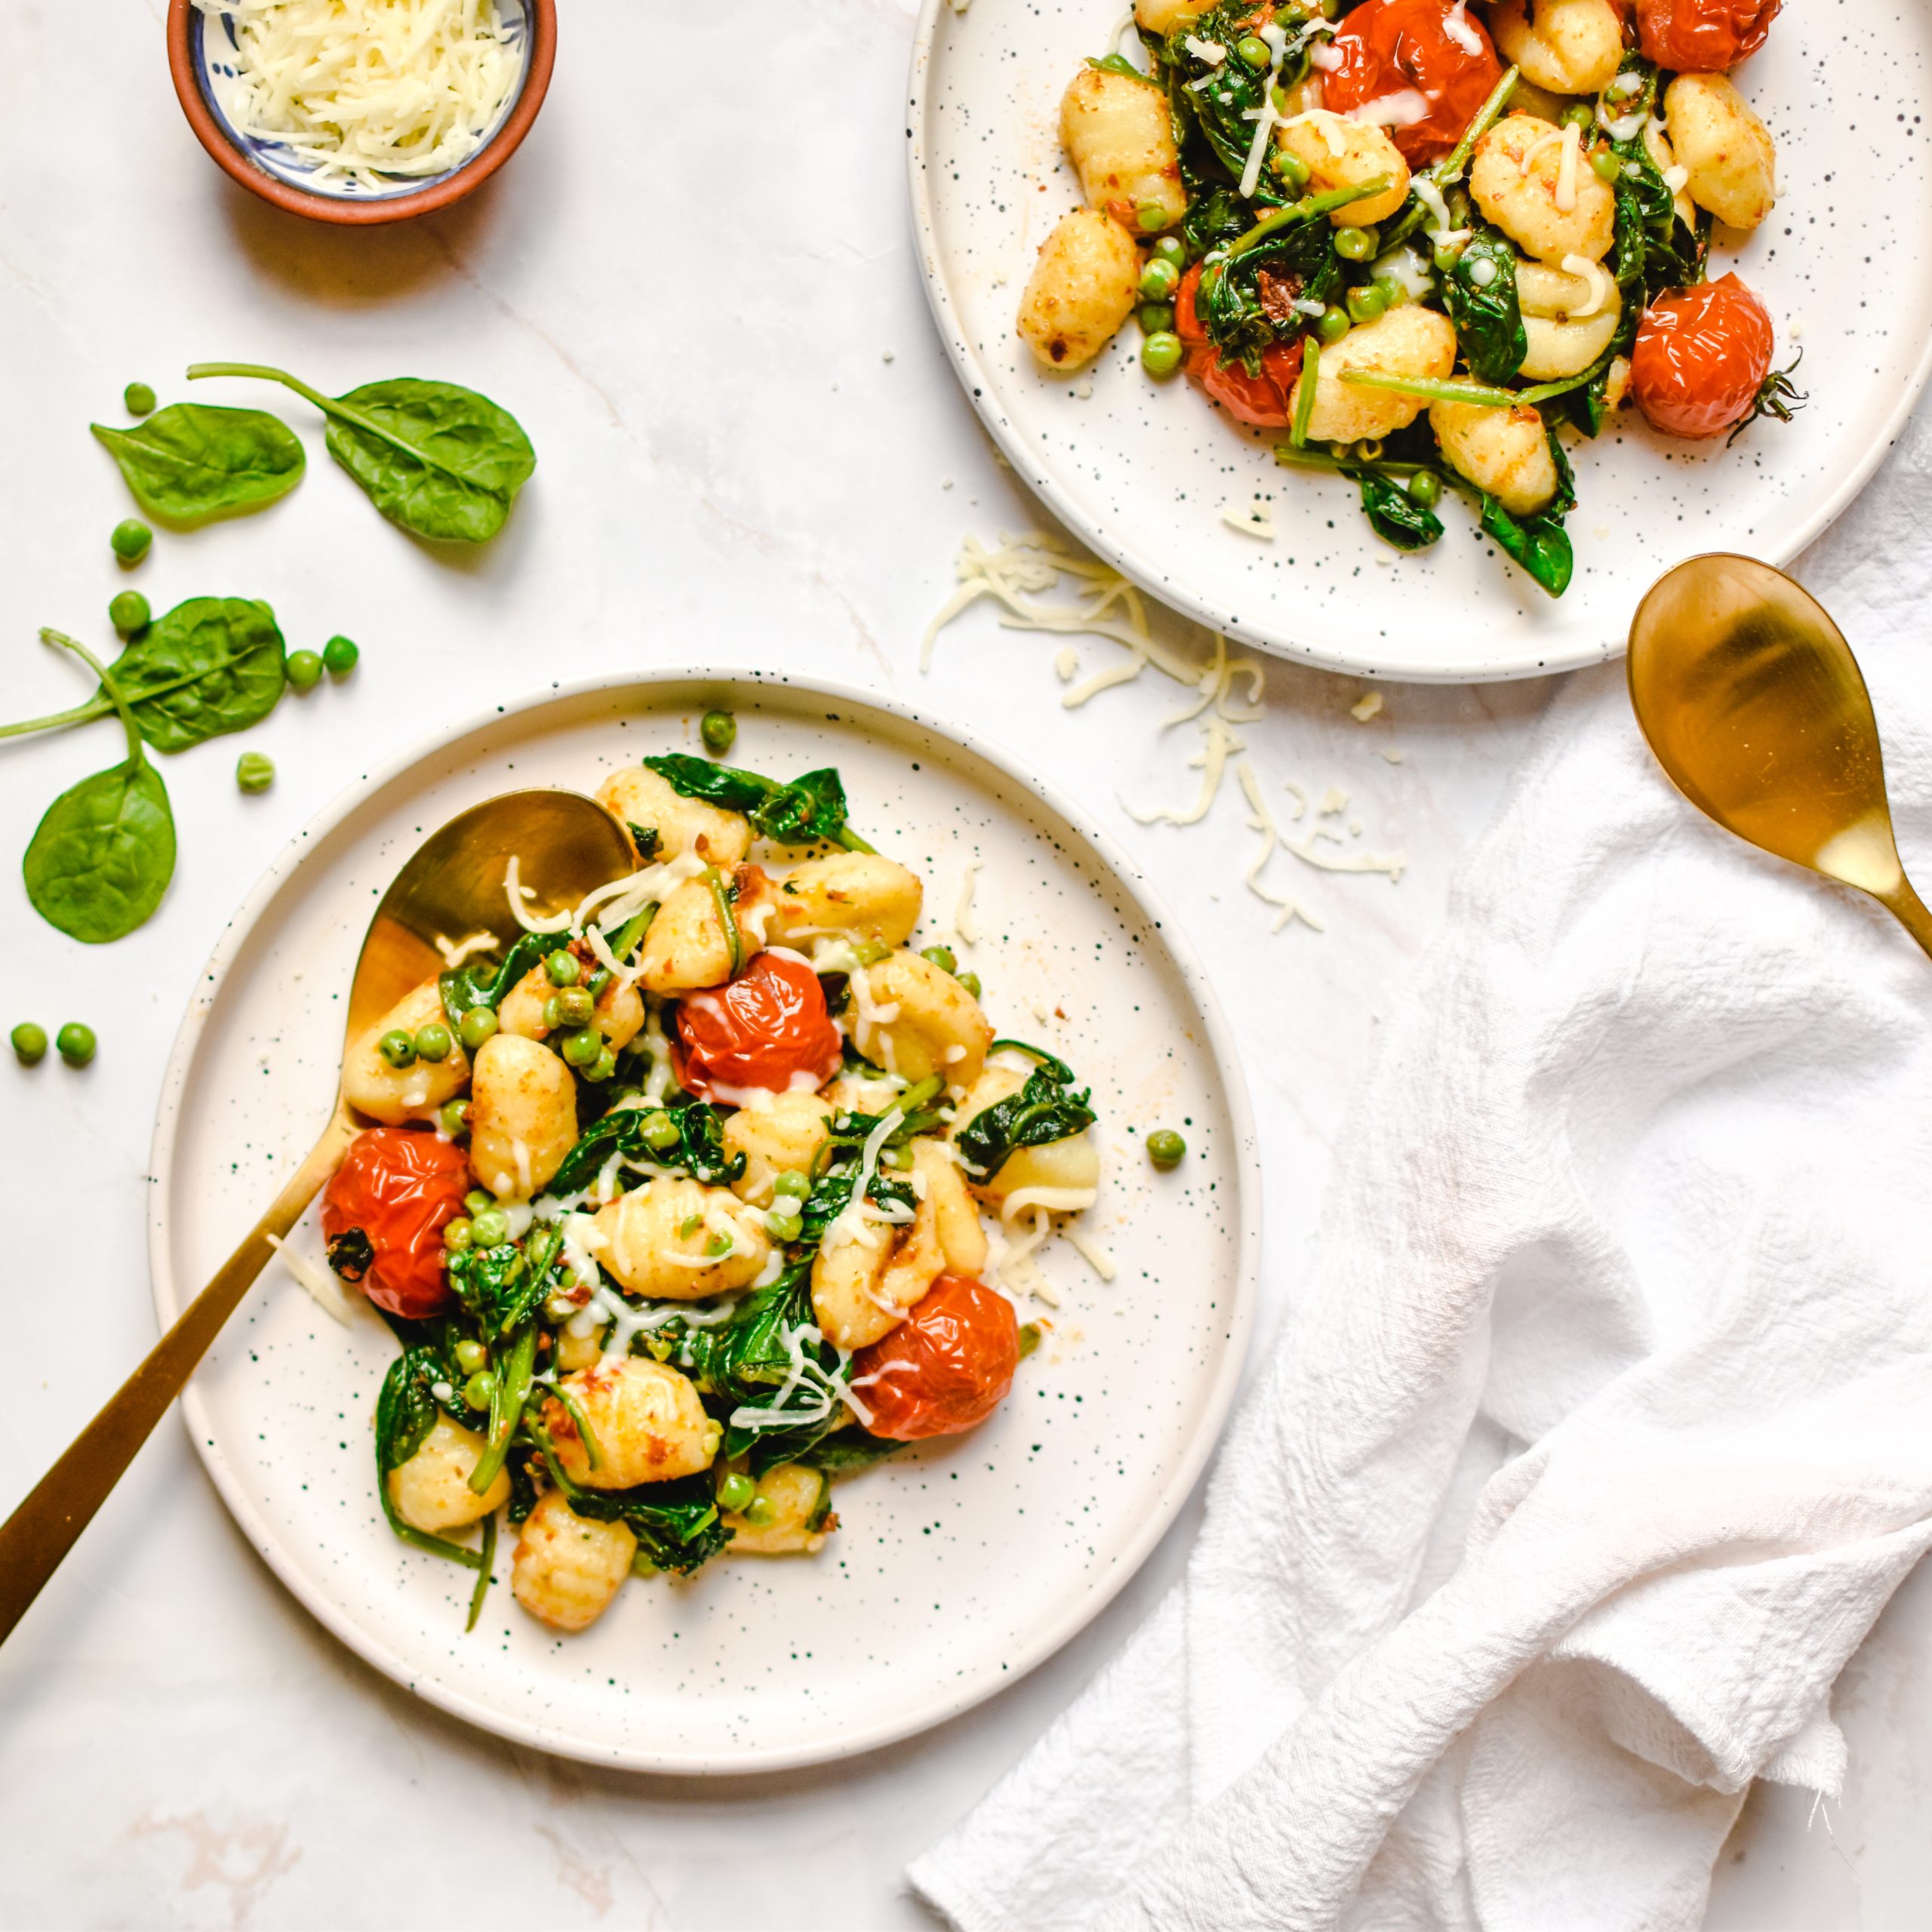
[169,0,556,224]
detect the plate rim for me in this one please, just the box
[146,666,1263,1774]
[903,6,1932,684]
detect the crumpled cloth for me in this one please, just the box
[910,398,1932,1932]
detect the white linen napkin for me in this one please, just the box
[910,396,1932,1932]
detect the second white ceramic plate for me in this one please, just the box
[148,672,1260,1771]
[908,3,1932,680]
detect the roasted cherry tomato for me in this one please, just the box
[1630,273,1776,439]
[670,950,844,1103]
[321,1128,472,1318]
[1319,0,1505,166]
[1635,0,1778,71]
[852,1275,1020,1441]
[1175,263,1306,429]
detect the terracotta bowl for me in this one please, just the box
[168,0,557,226]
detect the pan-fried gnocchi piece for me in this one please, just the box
[1274,113,1410,227]
[770,852,923,950]
[498,952,644,1052]
[849,951,993,1088]
[1471,115,1615,265]
[1018,208,1140,373]
[1292,306,1457,446]
[1060,66,1184,230]
[811,1142,986,1349]
[1429,394,1561,516]
[594,765,751,869]
[638,868,774,995]
[1515,260,1623,380]
[1133,0,1212,32]
[467,1032,577,1200]
[723,1089,836,1204]
[1488,0,1623,94]
[511,1491,636,1633]
[949,1063,1102,1205]
[387,1416,510,1532]
[544,1356,717,1488]
[592,1176,772,1300]
[723,1463,834,1556]
[1665,73,1777,231]
[342,980,470,1124]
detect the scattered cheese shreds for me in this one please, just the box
[953,860,983,946]
[1318,786,1350,816]
[269,1234,355,1327]
[1351,691,1385,721]
[1221,500,1275,539]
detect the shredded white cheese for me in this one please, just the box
[433,929,498,969]
[953,860,983,945]
[1183,32,1226,64]
[1238,21,1294,195]
[503,855,572,934]
[1221,500,1275,539]
[268,1232,355,1326]
[195,0,522,194]
[1441,0,1481,54]
[1348,88,1431,129]
[1560,253,1614,319]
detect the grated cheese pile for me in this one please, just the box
[195,0,522,192]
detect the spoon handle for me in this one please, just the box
[1877,878,1932,963]
[0,1105,357,1645]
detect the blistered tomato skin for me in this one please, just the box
[852,1275,1020,1441]
[670,951,844,1103]
[1320,0,1506,165]
[1175,264,1306,429]
[1636,0,1779,72]
[1631,273,1775,439]
[321,1128,472,1318]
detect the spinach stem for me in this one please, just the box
[0,694,113,740]
[470,1324,538,1494]
[465,1511,498,1631]
[1435,64,1519,183]
[1291,338,1320,448]
[549,1383,605,1473]
[835,827,878,855]
[1337,359,1606,409]
[1223,179,1387,263]
[705,864,744,977]
[40,631,143,770]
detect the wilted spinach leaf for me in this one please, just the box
[1475,430,1577,598]
[186,362,537,544]
[1440,232,1526,386]
[546,1100,744,1198]
[90,405,304,525]
[1353,471,1444,551]
[953,1042,1097,1182]
[438,927,575,1029]
[374,1346,485,1567]
[643,753,873,852]
[801,1429,907,1474]
[537,1463,730,1576]
[22,630,176,943]
[447,1224,564,1337]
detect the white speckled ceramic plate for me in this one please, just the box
[908,3,1932,681]
[148,672,1259,1772]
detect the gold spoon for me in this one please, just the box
[1628,553,1932,959]
[0,789,632,1644]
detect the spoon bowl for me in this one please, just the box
[1627,554,1932,952]
[0,789,632,1644]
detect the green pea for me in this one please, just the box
[1275,153,1311,195]
[470,1204,510,1246]
[124,381,156,417]
[1590,147,1621,182]
[1146,1128,1186,1168]
[459,1006,499,1051]
[1136,201,1170,233]
[555,986,595,1028]
[286,649,324,691]
[235,751,275,794]
[542,993,563,1029]
[1138,302,1176,336]
[463,1371,497,1411]
[956,970,983,998]
[443,1216,475,1253]
[743,1495,777,1527]
[109,590,149,635]
[700,709,737,755]
[545,949,582,987]
[110,518,152,564]
[322,634,359,675]
[1334,226,1378,263]
[718,1472,756,1514]
[1141,331,1184,378]
[1346,283,1388,325]
[586,968,612,998]
[1316,305,1352,345]
[561,1026,602,1068]
[641,1109,681,1152]
[1235,32,1271,65]
[377,1029,417,1069]
[56,1023,96,1068]
[1138,256,1180,302]
[1372,274,1409,311]
[766,1205,804,1241]
[414,1021,453,1063]
[11,1023,47,1066]
[454,1339,489,1374]
[438,1099,471,1139]
[1151,234,1186,266]
[921,943,958,974]
[1407,469,1442,509]
[773,1169,810,1201]
[1432,241,1465,273]
[585,1046,618,1084]
[1352,438,1385,463]
[1562,101,1595,131]
[464,1189,493,1215]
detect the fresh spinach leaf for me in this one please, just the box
[953,1041,1097,1182]
[1440,232,1527,386]
[1353,470,1444,551]
[90,405,304,525]
[22,631,176,943]
[642,754,874,853]
[374,1347,486,1568]
[109,598,286,752]
[186,362,537,544]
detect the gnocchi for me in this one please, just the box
[1471,115,1616,266]
[769,852,923,950]
[342,980,469,1124]
[592,1177,772,1300]
[722,1463,834,1556]
[1018,208,1140,373]
[1515,260,1622,380]
[544,1356,716,1488]
[1292,306,1458,447]
[1429,393,1561,515]
[1665,72,1777,231]
[1060,66,1185,230]
[848,949,994,1088]
[1488,0,1624,94]
[388,1417,509,1532]
[512,1491,636,1633]
[1275,113,1410,228]
[594,765,751,869]
[467,1032,577,1200]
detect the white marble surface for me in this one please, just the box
[0,3,1923,1926]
